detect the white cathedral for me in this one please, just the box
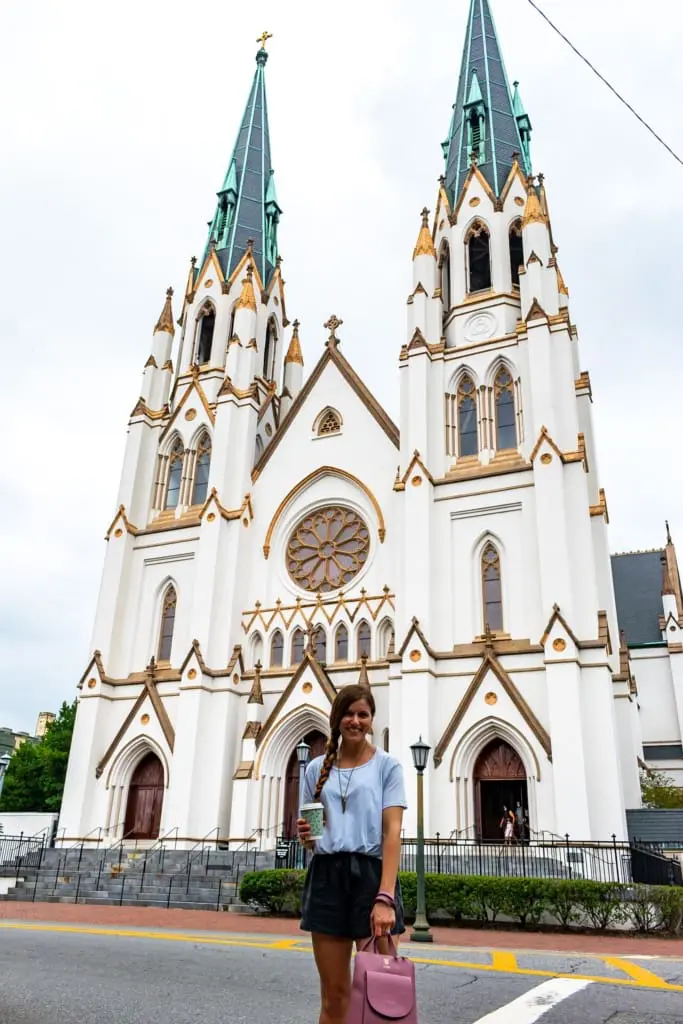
[59,2,683,849]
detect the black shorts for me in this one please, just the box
[300,852,405,940]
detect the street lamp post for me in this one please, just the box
[296,739,311,868]
[410,736,432,942]
[0,753,11,798]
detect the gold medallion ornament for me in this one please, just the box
[286,506,370,593]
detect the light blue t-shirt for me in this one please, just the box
[302,747,407,858]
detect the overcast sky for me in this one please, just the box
[1,0,681,733]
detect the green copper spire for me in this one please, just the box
[202,39,281,285]
[444,0,532,202]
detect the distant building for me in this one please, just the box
[35,713,56,738]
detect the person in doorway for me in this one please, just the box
[514,801,526,842]
[296,684,407,1024]
[500,805,516,843]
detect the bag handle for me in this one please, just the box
[359,934,399,958]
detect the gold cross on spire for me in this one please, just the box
[324,314,343,341]
[257,30,272,50]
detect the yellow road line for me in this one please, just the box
[602,956,672,990]
[491,951,518,973]
[1,922,681,993]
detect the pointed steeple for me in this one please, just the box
[154,287,175,335]
[284,319,304,365]
[412,208,436,260]
[202,38,281,287]
[444,0,532,202]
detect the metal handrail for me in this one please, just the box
[63,826,103,871]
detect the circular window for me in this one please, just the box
[286,506,370,593]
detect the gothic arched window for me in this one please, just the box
[157,586,177,662]
[494,368,517,450]
[357,621,371,660]
[509,220,524,288]
[270,630,284,668]
[313,625,326,663]
[466,221,492,293]
[316,408,342,436]
[291,628,305,666]
[251,632,264,667]
[378,620,394,659]
[254,434,264,466]
[439,242,451,312]
[196,306,215,365]
[165,438,184,509]
[335,623,349,662]
[458,375,478,457]
[481,543,503,633]
[191,432,211,505]
[263,320,276,379]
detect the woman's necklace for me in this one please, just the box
[337,749,369,813]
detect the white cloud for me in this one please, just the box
[1,0,681,730]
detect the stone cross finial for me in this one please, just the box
[420,207,429,226]
[324,314,343,340]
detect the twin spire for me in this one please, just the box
[443,0,532,201]
[200,34,281,288]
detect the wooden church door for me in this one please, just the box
[124,752,164,839]
[473,739,528,841]
[282,731,327,838]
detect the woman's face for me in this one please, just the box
[339,698,373,743]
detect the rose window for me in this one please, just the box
[286,507,370,592]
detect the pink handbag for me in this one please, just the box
[347,936,418,1023]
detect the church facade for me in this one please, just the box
[59,1,683,849]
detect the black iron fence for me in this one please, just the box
[273,834,682,885]
[0,835,47,873]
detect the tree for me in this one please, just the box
[0,701,76,813]
[640,767,683,810]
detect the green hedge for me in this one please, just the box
[239,869,683,935]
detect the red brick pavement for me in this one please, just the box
[1,902,681,956]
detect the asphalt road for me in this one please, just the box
[0,923,682,1023]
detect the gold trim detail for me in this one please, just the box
[575,372,592,400]
[286,506,370,593]
[256,652,336,748]
[236,263,257,311]
[433,649,552,767]
[412,208,436,259]
[154,287,175,336]
[284,319,304,365]
[589,488,609,523]
[522,181,547,228]
[241,588,395,635]
[263,467,386,558]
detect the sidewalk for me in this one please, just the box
[1,902,681,956]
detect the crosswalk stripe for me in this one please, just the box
[472,977,592,1023]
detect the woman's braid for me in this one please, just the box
[313,727,340,800]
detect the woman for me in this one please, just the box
[297,684,407,1024]
[500,805,516,844]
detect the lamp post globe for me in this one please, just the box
[410,736,433,942]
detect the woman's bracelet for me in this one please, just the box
[374,891,396,908]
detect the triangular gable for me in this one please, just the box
[105,505,139,540]
[95,659,176,778]
[452,163,498,223]
[397,617,436,659]
[78,650,108,689]
[198,487,253,525]
[499,158,528,208]
[192,246,226,296]
[433,651,552,767]
[540,603,581,648]
[161,372,216,444]
[256,652,336,748]
[252,339,399,481]
[526,297,547,322]
[394,451,434,492]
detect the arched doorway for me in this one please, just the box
[123,752,164,839]
[282,731,327,838]
[473,739,528,841]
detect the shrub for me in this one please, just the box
[240,869,305,915]
[240,868,683,935]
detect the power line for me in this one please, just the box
[524,0,683,169]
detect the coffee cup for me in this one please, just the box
[300,802,324,840]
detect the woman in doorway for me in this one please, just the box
[297,684,407,1024]
[500,805,516,844]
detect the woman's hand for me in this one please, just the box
[296,817,314,850]
[370,899,396,937]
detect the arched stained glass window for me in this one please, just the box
[494,368,517,451]
[291,628,305,666]
[481,543,503,633]
[357,621,371,659]
[313,625,326,663]
[458,376,478,457]
[509,220,524,288]
[165,439,184,510]
[335,623,349,662]
[157,586,177,662]
[270,631,284,668]
[191,432,211,505]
